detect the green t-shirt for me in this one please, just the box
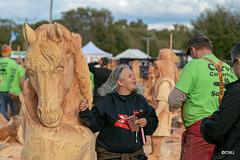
[0,58,17,92]
[9,65,25,95]
[90,71,94,90]
[175,54,237,127]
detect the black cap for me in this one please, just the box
[101,57,109,65]
[186,33,211,55]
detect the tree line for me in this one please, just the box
[1,5,240,60]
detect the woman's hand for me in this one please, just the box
[135,118,147,128]
[79,99,89,111]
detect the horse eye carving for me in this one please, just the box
[28,69,35,77]
[55,66,64,74]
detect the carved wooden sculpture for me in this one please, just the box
[146,66,155,104]
[157,48,179,82]
[150,49,179,160]
[131,60,140,84]
[72,32,82,48]
[20,23,95,160]
[158,48,179,65]
[110,59,117,71]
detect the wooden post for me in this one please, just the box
[9,40,12,48]
[50,0,53,24]
[17,45,20,58]
[170,33,173,49]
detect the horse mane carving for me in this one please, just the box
[20,22,95,160]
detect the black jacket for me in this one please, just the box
[200,78,240,160]
[79,91,158,153]
[88,62,112,95]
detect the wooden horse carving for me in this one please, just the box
[20,22,95,160]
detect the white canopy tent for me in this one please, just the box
[114,49,151,59]
[82,41,113,63]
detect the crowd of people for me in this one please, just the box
[1,32,240,160]
[0,44,25,120]
[80,33,240,160]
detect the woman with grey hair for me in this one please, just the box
[201,42,240,160]
[79,64,158,160]
[98,64,142,96]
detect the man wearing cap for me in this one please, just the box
[88,57,112,104]
[0,44,17,119]
[168,33,237,160]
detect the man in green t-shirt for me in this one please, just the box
[0,44,17,120]
[9,57,25,115]
[168,33,237,160]
[90,71,94,92]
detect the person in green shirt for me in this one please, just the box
[90,71,94,92]
[0,44,17,120]
[168,33,237,160]
[9,57,25,115]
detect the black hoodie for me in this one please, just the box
[201,79,240,160]
[79,91,158,153]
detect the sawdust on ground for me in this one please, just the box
[0,128,184,160]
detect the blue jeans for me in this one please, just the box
[0,92,15,119]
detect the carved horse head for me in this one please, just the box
[23,23,92,127]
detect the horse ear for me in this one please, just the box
[72,32,82,48]
[49,22,62,42]
[23,23,36,44]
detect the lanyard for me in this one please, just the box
[203,57,224,104]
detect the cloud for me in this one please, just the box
[148,23,175,31]
[148,22,193,30]
[0,0,240,30]
[56,0,198,19]
[116,0,129,7]
[1,0,51,23]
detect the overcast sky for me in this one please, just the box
[1,0,239,30]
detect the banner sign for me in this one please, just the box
[10,51,27,59]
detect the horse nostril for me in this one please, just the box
[37,104,61,127]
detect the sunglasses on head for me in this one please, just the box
[231,58,238,67]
